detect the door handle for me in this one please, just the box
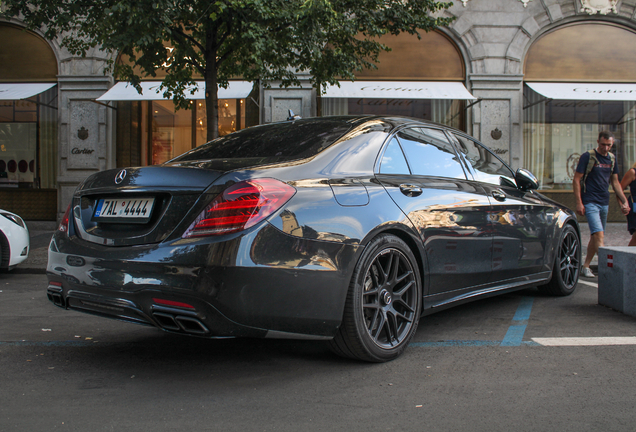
[399,184,422,197]
[492,189,507,202]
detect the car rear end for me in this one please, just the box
[46,118,365,340]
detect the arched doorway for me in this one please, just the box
[523,22,636,220]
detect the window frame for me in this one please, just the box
[375,124,470,180]
[378,135,412,175]
[447,131,517,188]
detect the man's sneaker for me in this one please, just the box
[582,267,595,278]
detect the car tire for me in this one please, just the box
[538,224,580,296]
[329,234,421,362]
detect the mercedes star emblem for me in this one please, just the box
[115,169,127,184]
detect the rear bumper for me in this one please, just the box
[46,223,360,339]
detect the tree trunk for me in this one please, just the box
[205,25,219,142]
[316,81,322,117]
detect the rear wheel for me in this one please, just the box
[538,224,580,296]
[330,234,421,362]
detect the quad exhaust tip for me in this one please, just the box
[152,311,209,335]
[44,286,209,335]
[47,285,65,308]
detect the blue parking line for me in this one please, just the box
[411,296,537,348]
[500,296,534,347]
[411,340,540,348]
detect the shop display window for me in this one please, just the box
[118,98,247,166]
[322,98,464,130]
[0,87,57,189]
[523,85,636,190]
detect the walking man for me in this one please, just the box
[573,131,630,277]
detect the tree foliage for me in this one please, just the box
[1,0,454,140]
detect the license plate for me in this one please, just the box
[93,197,155,222]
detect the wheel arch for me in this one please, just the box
[546,211,581,272]
[359,224,428,296]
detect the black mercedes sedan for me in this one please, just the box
[47,116,580,362]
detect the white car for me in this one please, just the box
[0,210,29,270]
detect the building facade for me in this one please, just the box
[1,0,635,221]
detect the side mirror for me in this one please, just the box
[515,168,539,191]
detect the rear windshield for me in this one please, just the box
[171,119,352,164]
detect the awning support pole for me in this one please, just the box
[448,98,482,124]
[29,100,58,110]
[523,97,551,110]
[72,98,117,111]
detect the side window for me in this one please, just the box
[379,137,411,174]
[452,133,515,186]
[397,127,466,179]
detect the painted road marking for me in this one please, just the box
[532,337,636,346]
[412,296,538,348]
[410,340,540,347]
[412,294,636,348]
[500,296,533,346]
[578,280,598,288]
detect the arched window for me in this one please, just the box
[322,30,472,131]
[524,23,636,191]
[0,24,58,219]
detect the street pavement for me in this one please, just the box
[2,272,636,431]
[3,221,636,431]
[18,220,634,274]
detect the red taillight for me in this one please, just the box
[153,298,195,309]
[183,178,296,238]
[58,204,71,234]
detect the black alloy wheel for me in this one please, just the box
[539,224,580,296]
[330,234,421,362]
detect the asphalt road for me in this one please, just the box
[1,273,635,432]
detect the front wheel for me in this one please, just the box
[538,224,580,296]
[330,234,421,362]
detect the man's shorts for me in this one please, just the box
[585,203,609,235]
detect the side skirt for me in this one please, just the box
[422,271,552,315]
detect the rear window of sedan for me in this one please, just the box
[171,119,352,163]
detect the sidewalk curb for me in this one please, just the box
[8,267,47,275]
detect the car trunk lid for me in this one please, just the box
[71,166,225,246]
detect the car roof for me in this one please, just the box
[294,115,455,132]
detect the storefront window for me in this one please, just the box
[0,86,58,189]
[322,98,464,130]
[194,99,246,147]
[523,85,636,190]
[151,100,192,165]
[117,98,247,166]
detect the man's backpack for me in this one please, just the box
[581,149,615,193]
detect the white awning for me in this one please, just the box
[96,81,253,101]
[0,83,57,100]
[323,81,476,100]
[527,82,636,101]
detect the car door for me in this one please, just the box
[449,132,551,282]
[376,126,493,294]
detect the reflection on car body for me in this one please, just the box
[47,116,581,362]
